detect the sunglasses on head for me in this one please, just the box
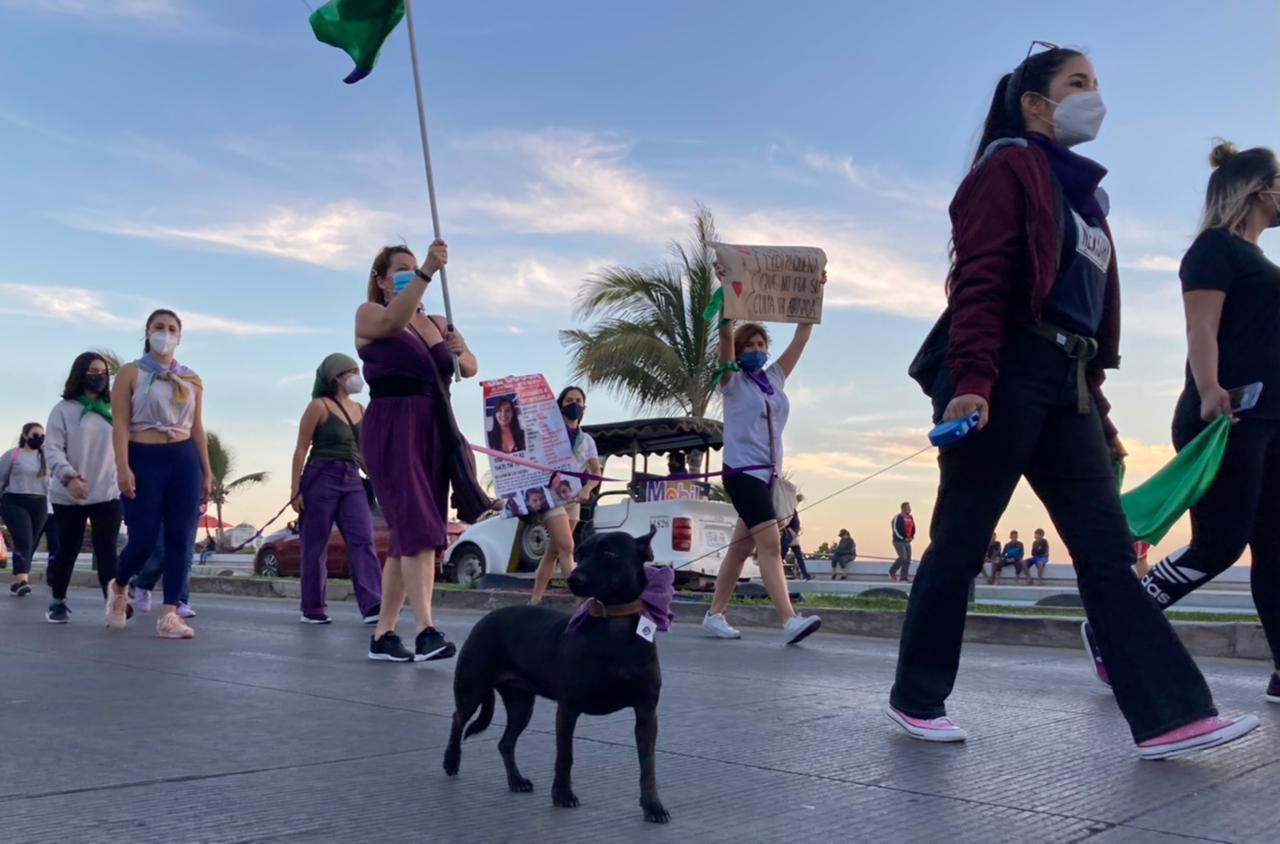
[1024,40,1060,60]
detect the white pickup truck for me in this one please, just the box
[444,417,758,588]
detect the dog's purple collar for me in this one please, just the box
[567,565,675,633]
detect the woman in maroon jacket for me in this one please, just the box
[887,44,1258,758]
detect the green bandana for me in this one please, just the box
[312,353,360,399]
[77,396,113,425]
[1117,415,1231,544]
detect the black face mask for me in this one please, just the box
[83,374,109,394]
[561,403,584,422]
[26,434,44,450]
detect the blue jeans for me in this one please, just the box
[114,441,201,606]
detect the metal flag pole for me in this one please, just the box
[403,0,460,381]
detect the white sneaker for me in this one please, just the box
[702,612,740,639]
[783,614,821,645]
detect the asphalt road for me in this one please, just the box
[1,588,1276,843]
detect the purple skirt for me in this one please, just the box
[361,394,449,557]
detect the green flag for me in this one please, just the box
[310,0,405,84]
[1118,415,1231,545]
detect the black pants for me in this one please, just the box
[49,500,122,601]
[1,493,47,576]
[891,332,1216,742]
[1141,417,1280,669]
[791,545,809,578]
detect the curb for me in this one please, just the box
[50,570,1270,662]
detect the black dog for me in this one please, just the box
[443,528,669,823]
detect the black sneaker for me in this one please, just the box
[300,613,332,624]
[368,632,413,662]
[45,602,70,624]
[414,627,456,662]
[14,583,31,597]
[362,603,381,625]
[1267,673,1280,704]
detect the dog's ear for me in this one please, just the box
[636,526,657,562]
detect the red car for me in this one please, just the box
[254,515,466,580]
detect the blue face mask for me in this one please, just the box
[392,270,415,294]
[737,351,768,373]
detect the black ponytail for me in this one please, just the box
[971,47,1083,166]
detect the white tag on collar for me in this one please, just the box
[636,614,656,642]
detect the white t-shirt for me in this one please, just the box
[718,364,788,483]
[568,429,598,473]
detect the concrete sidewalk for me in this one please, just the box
[0,588,1276,843]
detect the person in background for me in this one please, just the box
[1028,528,1050,584]
[888,502,915,583]
[130,515,196,617]
[831,528,856,581]
[487,397,525,454]
[358,241,476,663]
[44,353,121,623]
[108,309,211,640]
[983,533,1002,583]
[289,352,383,626]
[702,317,822,645]
[993,531,1026,586]
[1,423,49,598]
[890,45,1256,756]
[1082,141,1280,704]
[781,513,811,581]
[530,386,600,605]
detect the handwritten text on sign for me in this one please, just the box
[712,243,826,325]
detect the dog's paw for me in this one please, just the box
[508,777,534,793]
[442,750,460,777]
[642,802,671,824]
[552,788,579,809]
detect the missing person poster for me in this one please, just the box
[481,374,582,519]
[711,243,826,324]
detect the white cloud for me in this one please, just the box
[454,253,614,312]
[801,151,952,212]
[452,130,689,240]
[74,201,401,270]
[0,281,319,337]
[7,0,188,19]
[1124,254,1181,273]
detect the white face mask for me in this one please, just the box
[149,331,178,356]
[342,374,365,394]
[1043,90,1106,147]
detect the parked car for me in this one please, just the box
[254,513,466,580]
[446,417,759,589]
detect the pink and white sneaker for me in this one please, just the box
[1138,714,1259,760]
[886,706,968,742]
[156,613,195,640]
[105,583,129,629]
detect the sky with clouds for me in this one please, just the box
[2,0,1277,562]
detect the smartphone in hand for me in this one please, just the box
[1228,382,1263,414]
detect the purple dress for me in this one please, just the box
[359,329,454,558]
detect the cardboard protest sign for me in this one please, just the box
[481,374,582,519]
[711,243,826,324]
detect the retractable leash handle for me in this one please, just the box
[928,412,982,448]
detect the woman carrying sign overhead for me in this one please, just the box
[1081,141,1280,704]
[289,352,383,626]
[702,303,822,646]
[358,242,478,664]
[530,386,601,606]
[888,45,1256,758]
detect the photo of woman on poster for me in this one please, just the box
[486,395,526,454]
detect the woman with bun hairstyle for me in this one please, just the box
[888,44,1258,758]
[1081,141,1280,705]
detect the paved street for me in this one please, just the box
[1,588,1276,844]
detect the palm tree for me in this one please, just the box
[206,432,269,549]
[560,204,721,417]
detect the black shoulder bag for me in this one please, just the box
[325,398,378,510]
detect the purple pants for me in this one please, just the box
[299,460,381,617]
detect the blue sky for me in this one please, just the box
[2,0,1277,560]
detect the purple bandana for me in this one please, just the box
[1025,132,1108,222]
[567,565,675,633]
[744,369,774,396]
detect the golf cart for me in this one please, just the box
[445,416,757,588]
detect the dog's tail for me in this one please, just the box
[463,689,495,739]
